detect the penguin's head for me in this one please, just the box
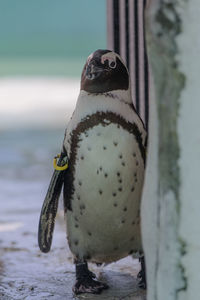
[81,49,129,94]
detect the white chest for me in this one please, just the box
[66,122,145,263]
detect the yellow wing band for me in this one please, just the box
[53,154,68,171]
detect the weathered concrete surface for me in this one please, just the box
[0,179,146,300]
[142,1,186,299]
[142,0,200,299]
[177,1,200,299]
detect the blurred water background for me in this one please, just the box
[0,0,106,189]
[0,0,106,76]
[0,1,106,248]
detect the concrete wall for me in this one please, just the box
[142,0,200,299]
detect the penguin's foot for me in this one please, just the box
[73,277,109,295]
[73,261,109,295]
[137,256,146,289]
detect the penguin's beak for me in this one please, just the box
[85,62,104,80]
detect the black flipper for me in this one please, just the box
[38,152,68,253]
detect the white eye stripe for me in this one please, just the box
[101,53,116,65]
[101,51,128,72]
[101,57,117,69]
[86,53,93,64]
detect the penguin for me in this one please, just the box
[38,49,147,295]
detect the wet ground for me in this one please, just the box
[0,129,146,300]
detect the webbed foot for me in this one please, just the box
[73,261,109,295]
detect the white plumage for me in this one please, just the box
[64,89,146,263]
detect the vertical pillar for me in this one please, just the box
[142,0,200,299]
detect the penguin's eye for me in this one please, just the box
[109,60,116,69]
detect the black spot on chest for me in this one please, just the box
[63,112,146,211]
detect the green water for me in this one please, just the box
[0,0,106,76]
[0,57,84,77]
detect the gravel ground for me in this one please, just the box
[0,179,146,300]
